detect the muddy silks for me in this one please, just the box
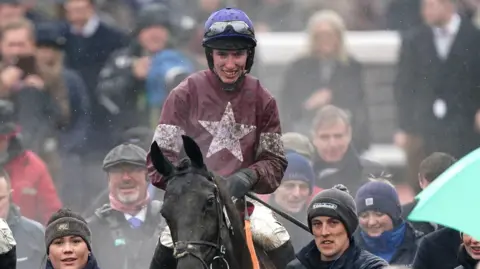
[244,200,260,269]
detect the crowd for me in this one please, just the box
[0,0,477,268]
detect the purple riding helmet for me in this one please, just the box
[202,8,257,87]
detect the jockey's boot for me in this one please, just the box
[150,239,177,269]
[266,240,295,269]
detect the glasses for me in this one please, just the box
[205,21,254,38]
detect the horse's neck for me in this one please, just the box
[219,208,254,269]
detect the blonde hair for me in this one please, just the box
[306,10,349,63]
[0,18,36,42]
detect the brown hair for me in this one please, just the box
[419,152,456,183]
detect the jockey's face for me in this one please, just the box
[358,210,394,237]
[273,180,310,213]
[312,119,351,163]
[212,49,247,84]
[462,233,480,260]
[107,164,148,205]
[311,216,350,261]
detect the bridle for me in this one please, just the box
[165,168,232,269]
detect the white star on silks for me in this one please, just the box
[199,102,256,162]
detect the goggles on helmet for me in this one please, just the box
[205,21,254,38]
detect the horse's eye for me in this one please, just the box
[206,197,215,208]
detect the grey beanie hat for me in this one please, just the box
[45,209,91,254]
[103,143,147,170]
[307,184,358,237]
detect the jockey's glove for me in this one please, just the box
[226,168,258,199]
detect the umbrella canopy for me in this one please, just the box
[408,147,480,240]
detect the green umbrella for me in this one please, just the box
[408,147,480,239]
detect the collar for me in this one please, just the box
[71,15,100,37]
[297,239,359,269]
[433,13,461,37]
[124,206,147,222]
[6,205,20,226]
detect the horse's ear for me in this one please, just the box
[181,135,205,169]
[150,141,174,177]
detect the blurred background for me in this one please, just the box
[1,0,479,224]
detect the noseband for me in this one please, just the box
[166,168,232,269]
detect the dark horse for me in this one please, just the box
[149,135,283,269]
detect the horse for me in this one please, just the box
[149,135,281,269]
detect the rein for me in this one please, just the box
[166,168,231,269]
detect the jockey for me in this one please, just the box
[147,7,295,268]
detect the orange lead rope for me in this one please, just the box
[244,200,260,269]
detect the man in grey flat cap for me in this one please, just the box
[85,143,166,269]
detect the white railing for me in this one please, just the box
[256,31,401,65]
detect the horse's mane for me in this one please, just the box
[212,174,253,269]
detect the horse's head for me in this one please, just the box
[151,135,240,268]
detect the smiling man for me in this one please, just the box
[311,105,384,196]
[270,152,315,252]
[287,185,388,269]
[86,143,166,269]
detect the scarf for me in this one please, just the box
[360,221,406,262]
[109,192,150,216]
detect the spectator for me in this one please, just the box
[35,22,92,211]
[62,0,128,155]
[412,226,461,269]
[86,143,166,269]
[45,208,101,269]
[310,105,383,196]
[393,0,480,186]
[97,3,193,137]
[457,233,480,269]
[401,152,455,234]
[280,10,371,153]
[286,185,388,269]
[0,218,16,269]
[269,152,314,252]
[0,18,70,163]
[0,169,45,269]
[354,180,423,266]
[0,100,62,224]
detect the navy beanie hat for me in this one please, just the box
[284,152,315,193]
[355,181,402,223]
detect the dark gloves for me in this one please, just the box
[225,168,258,199]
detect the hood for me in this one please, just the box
[2,135,24,167]
[296,238,362,269]
[6,205,21,228]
